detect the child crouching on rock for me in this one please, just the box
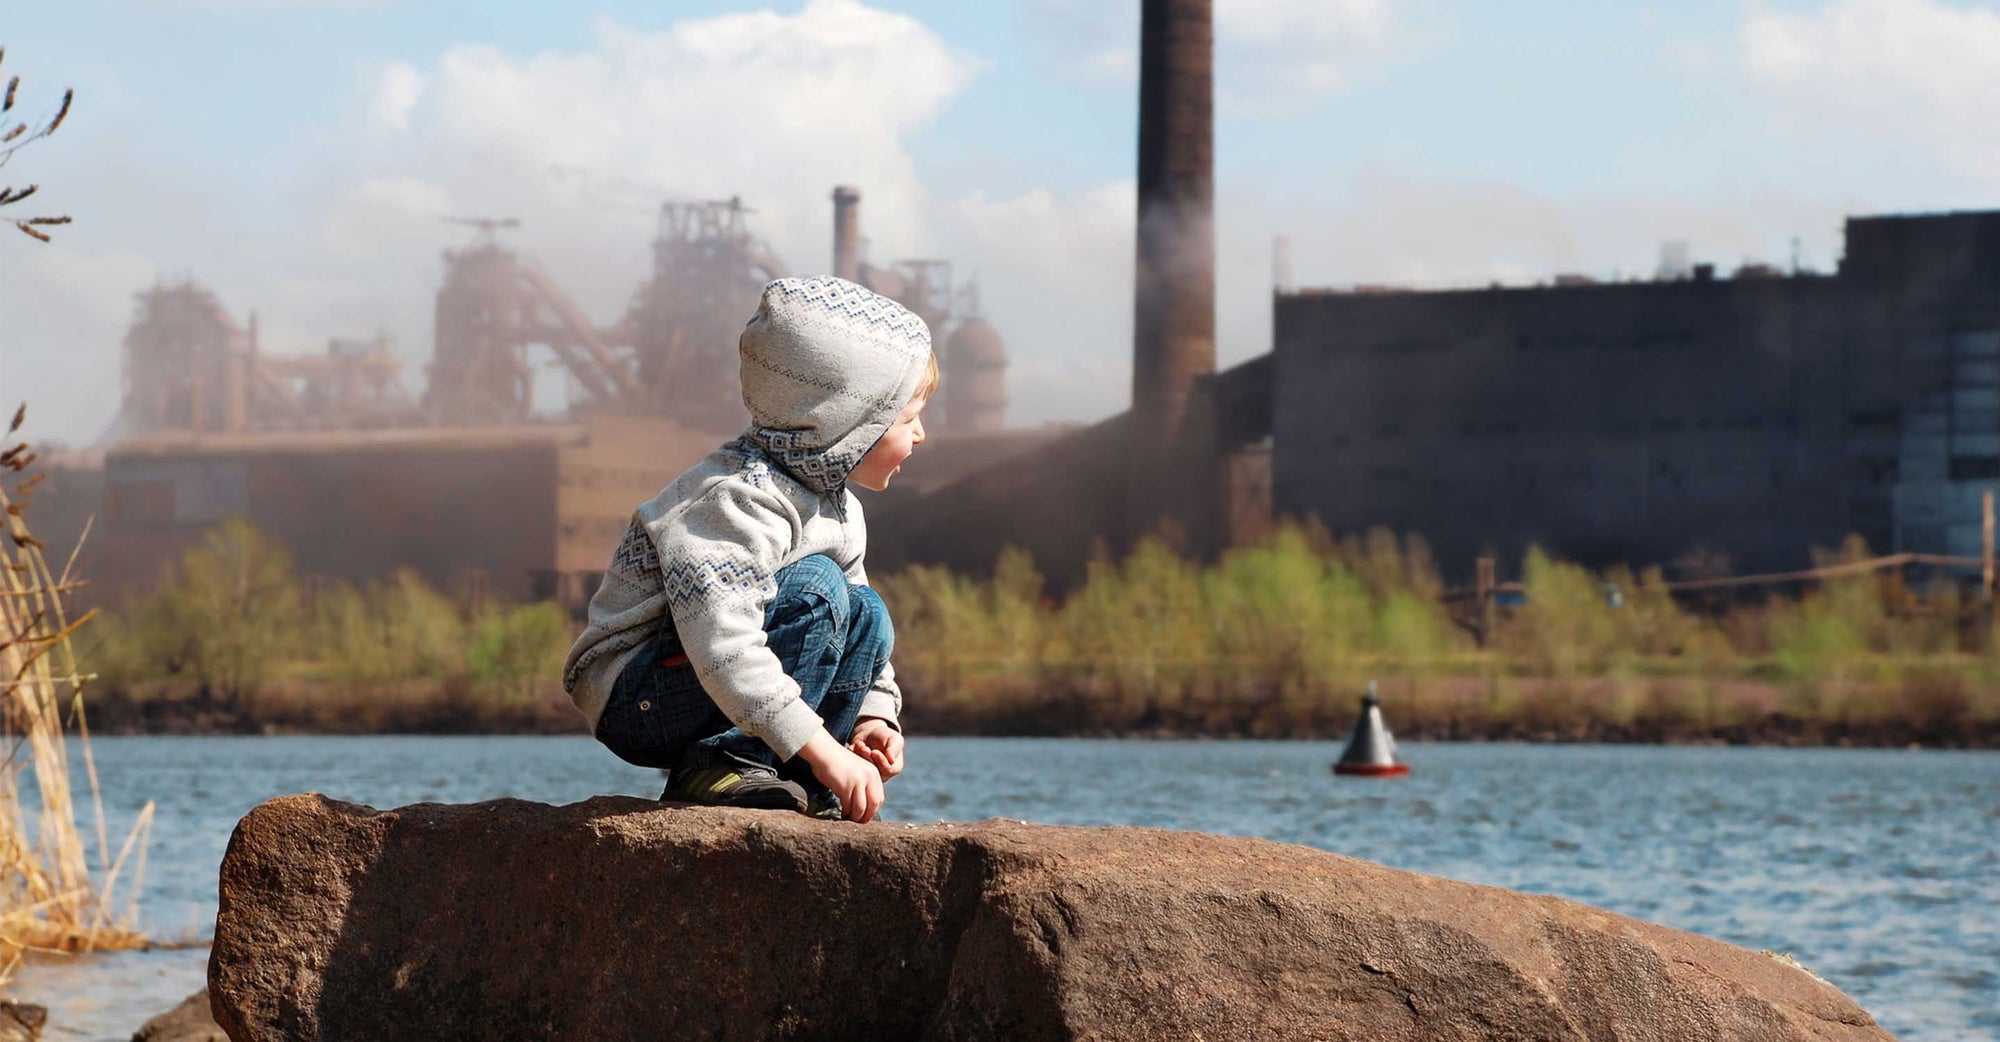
[562,276,932,823]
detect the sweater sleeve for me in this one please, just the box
[840,554,904,730]
[650,480,825,760]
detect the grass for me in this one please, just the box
[1,410,150,986]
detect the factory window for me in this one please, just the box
[1849,409,1898,429]
[1952,329,2000,360]
[1949,457,2000,480]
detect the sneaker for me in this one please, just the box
[662,758,808,813]
[803,788,844,821]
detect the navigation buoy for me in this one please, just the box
[1333,681,1410,777]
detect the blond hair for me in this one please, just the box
[913,352,941,403]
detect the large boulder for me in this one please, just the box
[210,795,1890,1042]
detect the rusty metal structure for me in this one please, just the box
[114,191,1011,443]
[942,309,1008,434]
[427,218,641,425]
[96,187,1022,607]
[114,282,418,440]
[612,198,786,434]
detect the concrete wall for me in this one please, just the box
[554,414,722,604]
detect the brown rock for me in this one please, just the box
[131,989,226,1042]
[210,795,1893,1042]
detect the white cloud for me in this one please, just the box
[1218,0,1397,98]
[370,62,425,133]
[355,0,979,319]
[1743,0,2000,182]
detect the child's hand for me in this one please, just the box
[798,729,884,822]
[849,719,905,781]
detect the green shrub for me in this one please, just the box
[470,602,572,706]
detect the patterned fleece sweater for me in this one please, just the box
[562,276,931,760]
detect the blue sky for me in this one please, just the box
[5,0,1998,443]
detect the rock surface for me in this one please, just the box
[131,989,225,1042]
[210,794,1893,1042]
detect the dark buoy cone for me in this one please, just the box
[1333,681,1409,777]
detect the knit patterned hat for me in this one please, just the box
[738,276,933,494]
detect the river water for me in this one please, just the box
[11,737,1997,1041]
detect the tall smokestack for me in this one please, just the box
[832,185,862,282]
[1132,0,1214,443]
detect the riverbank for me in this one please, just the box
[77,676,2000,747]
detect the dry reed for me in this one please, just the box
[0,407,150,987]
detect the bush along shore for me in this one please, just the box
[83,520,579,735]
[79,519,2000,746]
[882,525,2000,748]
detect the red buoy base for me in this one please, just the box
[1333,762,1410,777]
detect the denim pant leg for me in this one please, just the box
[693,554,894,770]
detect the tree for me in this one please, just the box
[0,46,73,242]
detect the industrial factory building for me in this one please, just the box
[886,208,2000,586]
[1273,210,2000,577]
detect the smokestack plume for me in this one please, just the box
[1132,0,1215,441]
[832,186,862,282]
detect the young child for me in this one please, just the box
[563,276,933,823]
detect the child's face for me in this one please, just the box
[849,396,928,492]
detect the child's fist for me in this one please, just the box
[849,718,905,781]
[799,729,885,822]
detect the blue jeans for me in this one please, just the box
[594,555,893,779]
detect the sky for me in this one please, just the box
[3,0,1999,445]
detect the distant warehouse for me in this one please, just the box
[96,416,715,606]
[1270,210,2000,576]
